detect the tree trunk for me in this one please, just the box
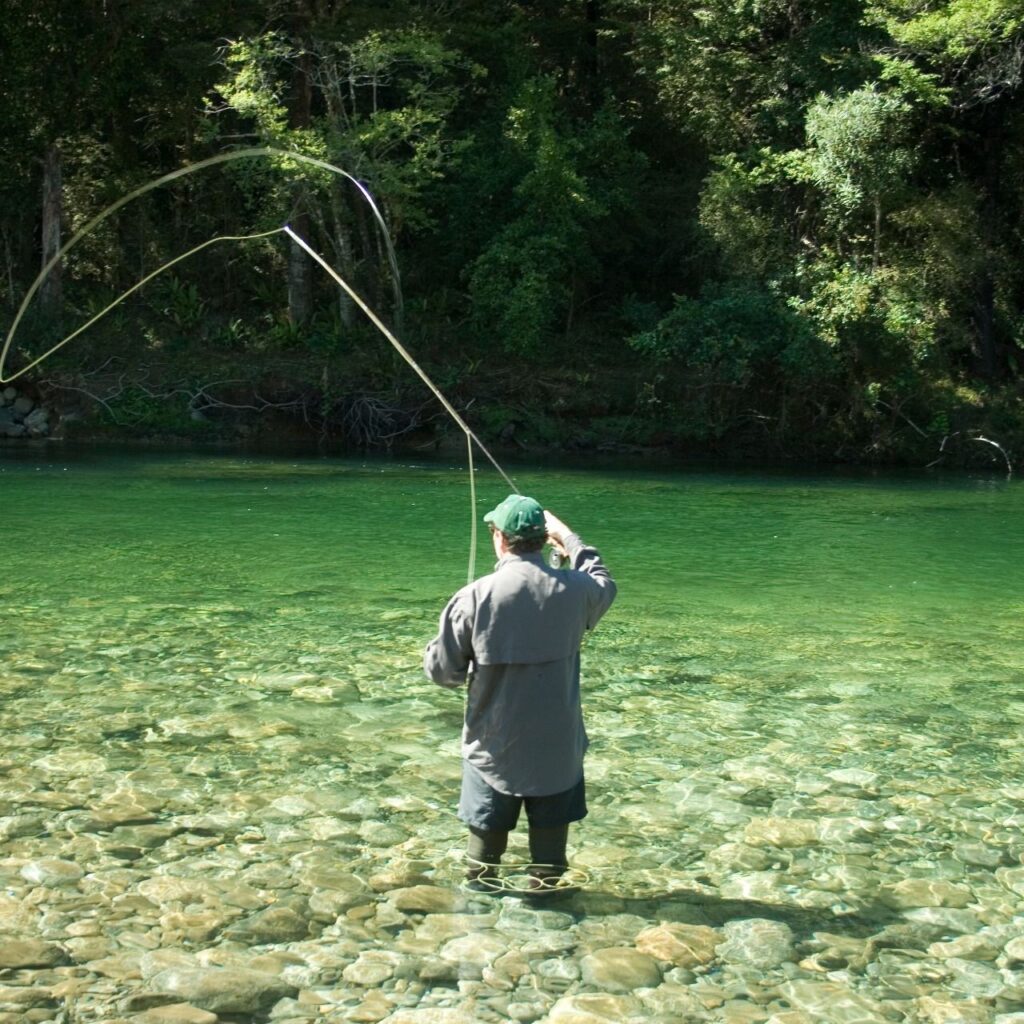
[287,48,314,327]
[40,143,63,324]
[329,182,355,329]
[973,272,998,380]
[288,209,315,327]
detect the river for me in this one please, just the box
[1,447,1022,1023]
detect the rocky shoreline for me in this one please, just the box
[0,387,55,440]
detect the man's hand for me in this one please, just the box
[544,510,572,559]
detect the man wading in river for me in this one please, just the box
[424,494,616,892]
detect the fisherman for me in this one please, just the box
[424,494,616,891]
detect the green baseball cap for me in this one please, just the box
[484,494,547,539]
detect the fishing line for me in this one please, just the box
[0,146,400,385]
[0,147,520,582]
[285,224,517,583]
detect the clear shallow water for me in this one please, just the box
[1,447,1023,1022]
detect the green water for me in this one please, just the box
[2,447,1023,1020]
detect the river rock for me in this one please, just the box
[146,967,297,1014]
[717,919,795,969]
[878,878,973,910]
[778,980,890,1023]
[913,995,993,1024]
[904,908,981,934]
[579,947,662,993]
[0,813,47,840]
[389,885,460,914]
[223,906,310,944]
[995,868,1024,897]
[24,408,49,434]
[945,957,1005,998]
[378,1010,480,1024]
[129,1005,219,1024]
[21,859,85,887]
[635,923,720,967]
[343,952,400,987]
[0,940,67,968]
[927,934,1000,961]
[1004,936,1024,963]
[12,395,33,415]
[544,993,644,1023]
[744,817,820,847]
[953,842,1004,868]
[439,933,508,971]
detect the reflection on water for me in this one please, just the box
[1,448,1023,1022]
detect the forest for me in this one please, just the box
[1,0,1022,465]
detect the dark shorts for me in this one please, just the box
[458,762,587,832]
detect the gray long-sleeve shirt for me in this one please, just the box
[424,534,616,796]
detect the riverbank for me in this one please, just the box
[4,355,1020,473]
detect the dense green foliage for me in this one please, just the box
[1,0,1021,463]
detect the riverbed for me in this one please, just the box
[1,448,1022,1023]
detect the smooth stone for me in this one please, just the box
[635,923,720,967]
[914,995,993,1024]
[879,878,973,910]
[347,989,394,1022]
[0,814,48,840]
[368,866,432,892]
[31,749,108,775]
[1004,936,1024,962]
[439,934,508,969]
[12,395,33,415]
[506,1001,550,1023]
[637,981,710,1017]
[534,957,580,983]
[129,1005,218,1024]
[2,387,16,401]
[544,993,644,1023]
[717,919,795,969]
[378,1010,480,1023]
[0,940,67,968]
[996,868,1024,897]
[946,957,1006,998]
[147,967,297,1014]
[579,947,662,993]
[744,817,820,848]
[497,906,575,932]
[139,951,198,981]
[343,952,400,987]
[309,888,371,920]
[904,908,981,934]
[415,913,499,943]
[953,842,1004,868]
[161,909,238,944]
[826,768,879,789]
[928,935,1000,961]
[0,986,50,1009]
[389,886,460,914]
[20,859,84,887]
[223,907,310,944]
[706,842,774,872]
[778,980,890,1023]
[24,408,49,432]
[137,877,218,905]
[719,872,789,903]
